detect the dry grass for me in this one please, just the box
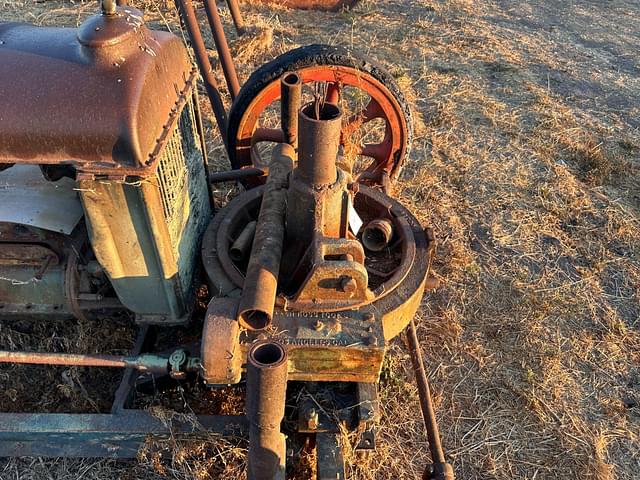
[1,0,640,478]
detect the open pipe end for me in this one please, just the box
[248,341,287,368]
[297,102,342,185]
[229,248,244,262]
[282,72,302,87]
[239,309,271,330]
[301,101,341,122]
[362,218,394,252]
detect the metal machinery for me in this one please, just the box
[0,2,453,479]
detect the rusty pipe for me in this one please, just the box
[225,0,246,35]
[246,341,288,480]
[237,144,294,330]
[209,167,266,183]
[281,72,302,152]
[406,319,455,480]
[0,350,170,374]
[203,0,240,99]
[230,220,257,262]
[362,218,394,251]
[296,102,342,186]
[174,0,228,142]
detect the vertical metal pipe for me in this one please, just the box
[246,341,288,480]
[237,144,294,330]
[281,72,302,153]
[225,0,246,35]
[203,0,241,100]
[174,0,228,142]
[297,102,341,186]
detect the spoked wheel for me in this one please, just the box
[227,44,413,188]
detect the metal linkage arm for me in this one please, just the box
[0,349,199,377]
[406,319,455,480]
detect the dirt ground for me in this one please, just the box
[1,0,639,478]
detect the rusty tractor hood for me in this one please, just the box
[0,7,193,178]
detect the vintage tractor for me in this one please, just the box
[0,2,453,478]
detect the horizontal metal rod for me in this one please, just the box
[0,350,171,374]
[209,167,266,183]
[0,350,127,368]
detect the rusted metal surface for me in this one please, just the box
[362,218,394,252]
[174,0,228,142]
[202,296,386,384]
[226,0,246,35]
[203,0,240,99]
[281,72,302,152]
[287,235,371,309]
[210,167,266,183]
[282,102,372,309]
[0,244,58,267]
[297,103,340,185]
[64,249,88,322]
[231,60,410,185]
[0,8,194,177]
[0,223,72,317]
[406,319,455,480]
[201,298,243,385]
[250,0,358,11]
[246,341,288,480]
[0,350,178,374]
[111,325,154,413]
[230,221,257,262]
[238,144,294,330]
[284,102,347,265]
[0,351,127,368]
[203,181,431,338]
[0,3,441,473]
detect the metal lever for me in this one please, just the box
[406,319,455,480]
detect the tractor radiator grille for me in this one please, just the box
[156,94,207,256]
[155,93,211,294]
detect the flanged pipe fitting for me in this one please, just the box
[362,218,394,251]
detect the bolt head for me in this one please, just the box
[305,408,319,429]
[341,276,357,295]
